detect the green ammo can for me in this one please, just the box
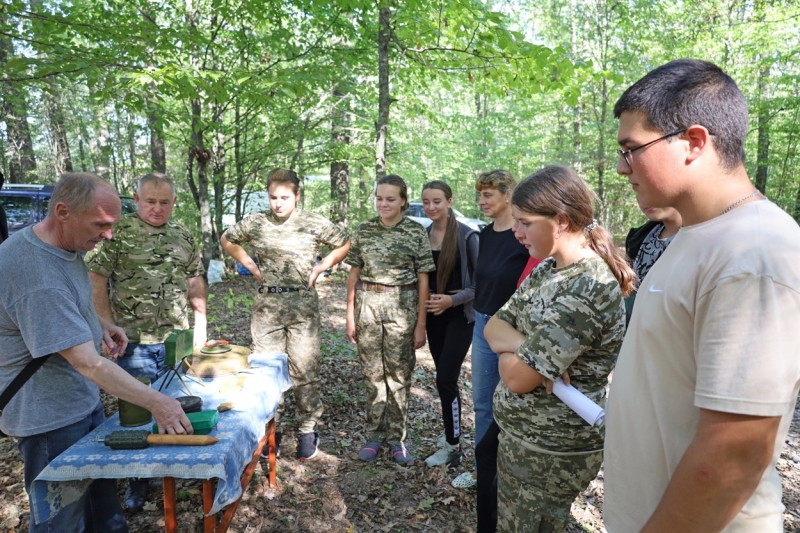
[164,329,194,367]
[118,376,153,427]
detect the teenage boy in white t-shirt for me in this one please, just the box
[604,59,800,533]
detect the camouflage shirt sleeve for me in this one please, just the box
[182,228,205,278]
[344,222,365,268]
[223,214,261,246]
[85,228,120,277]
[496,263,619,381]
[316,217,350,248]
[519,291,608,381]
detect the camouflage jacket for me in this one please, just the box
[493,256,625,453]
[345,216,435,286]
[223,209,349,288]
[86,213,204,344]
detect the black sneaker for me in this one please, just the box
[262,431,282,459]
[124,478,149,513]
[296,432,319,460]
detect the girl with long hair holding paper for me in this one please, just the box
[483,165,635,533]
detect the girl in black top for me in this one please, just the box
[421,181,480,469]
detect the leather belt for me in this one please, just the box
[259,285,302,294]
[357,281,417,292]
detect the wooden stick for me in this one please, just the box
[147,434,218,446]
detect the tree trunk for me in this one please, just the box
[127,110,137,181]
[754,64,770,194]
[188,98,216,271]
[234,99,246,223]
[148,108,167,173]
[0,13,37,183]
[44,87,73,174]
[330,88,350,227]
[375,5,391,180]
[211,119,226,251]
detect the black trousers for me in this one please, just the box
[476,419,500,533]
[426,308,474,445]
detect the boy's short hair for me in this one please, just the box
[614,59,749,170]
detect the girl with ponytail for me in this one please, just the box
[482,165,633,533]
[420,181,479,469]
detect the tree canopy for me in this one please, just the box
[2,0,799,255]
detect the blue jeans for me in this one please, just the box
[18,403,128,533]
[117,342,168,383]
[471,311,500,448]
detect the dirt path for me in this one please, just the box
[1,274,798,532]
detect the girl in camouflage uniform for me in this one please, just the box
[221,168,351,461]
[345,174,435,465]
[483,166,635,533]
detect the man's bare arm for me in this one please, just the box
[641,408,780,533]
[89,271,113,323]
[60,341,192,434]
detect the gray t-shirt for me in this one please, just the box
[0,227,101,437]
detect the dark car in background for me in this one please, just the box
[0,184,137,237]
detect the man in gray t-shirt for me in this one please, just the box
[0,173,191,533]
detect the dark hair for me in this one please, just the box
[267,168,301,195]
[513,165,636,297]
[376,174,409,211]
[137,172,175,196]
[475,169,516,194]
[422,180,459,294]
[49,172,116,215]
[614,59,748,170]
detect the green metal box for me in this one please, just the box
[153,409,219,435]
[164,329,194,367]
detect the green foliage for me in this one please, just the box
[2,0,799,240]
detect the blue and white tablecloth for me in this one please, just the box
[30,352,290,524]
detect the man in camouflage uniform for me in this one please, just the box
[87,173,206,512]
[488,255,625,533]
[221,173,350,460]
[345,212,435,463]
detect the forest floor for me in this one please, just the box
[1,274,800,532]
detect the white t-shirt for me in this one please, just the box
[604,200,800,533]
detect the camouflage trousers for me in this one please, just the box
[252,287,322,435]
[355,289,418,446]
[496,430,603,533]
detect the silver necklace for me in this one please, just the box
[721,190,763,215]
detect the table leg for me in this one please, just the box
[267,418,277,488]
[216,433,268,532]
[202,479,215,533]
[163,477,177,533]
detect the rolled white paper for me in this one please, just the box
[552,379,605,427]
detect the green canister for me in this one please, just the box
[118,376,153,427]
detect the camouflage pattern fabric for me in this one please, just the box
[345,217,435,285]
[491,255,624,532]
[223,209,349,288]
[252,288,322,435]
[354,289,418,445]
[493,256,625,453]
[496,430,603,533]
[86,213,204,344]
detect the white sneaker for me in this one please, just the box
[424,441,463,467]
[451,471,477,489]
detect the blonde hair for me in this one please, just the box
[475,169,516,194]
